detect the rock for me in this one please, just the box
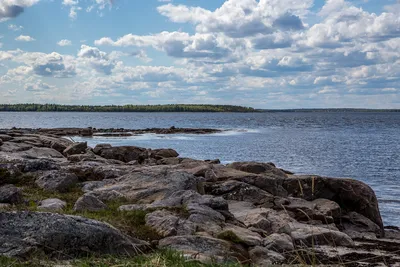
[146,210,180,237]
[0,142,33,152]
[281,197,340,224]
[218,224,263,246]
[35,171,79,192]
[0,184,23,204]
[282,175,384,236]
[67,152,97,163]
[312,198,341,218]
[63,142,87,156]
[119,204,148,211]
[227,161,288,177]
[38,198,67,211]
[228,201,294,234]
[73,195,107,212]
[150,148,179,159]
[19,147,65,159]
[84,167,202,203]
[93,144,112,154]
[17,158,60,172]
[205,180,274,206]
[68,162,130,182]
[145,210,195,237]
[50,141,68,153]
[0,134,12,142]
[79,128,93,137]
[249,246,285,266]
[341,212,382,238]
[0,211,149,259]
[95,146,147,163]
[281,222,354,247]
[158,235,245,264]
[211,165,288,196]
[263,233,294,252]
[157,157,181,165]
[0,139,3,146]
[229,203,271,232]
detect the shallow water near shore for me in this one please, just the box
[1,111,399,226]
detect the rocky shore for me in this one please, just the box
[0,129,400,266]
[1,127,223,137]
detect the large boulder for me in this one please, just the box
[282,175,384,236]
[35,171,79,192]
[63,142,87,156]
[0,184,23,204]
[0,211,149,259]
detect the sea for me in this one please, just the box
[0,111,399,226]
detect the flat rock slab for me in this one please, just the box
[0,211,149,259]
[83,167,202,203]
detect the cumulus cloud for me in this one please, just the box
[24,80,55,92]
[32,52,76,78]
[0,0,39,21]
[77,45,116,75]
[57,39,72,46]
[15,35,35,42]
[2,0,400,107]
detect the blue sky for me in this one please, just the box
[0,0,399,108]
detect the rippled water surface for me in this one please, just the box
[1,112,399,226]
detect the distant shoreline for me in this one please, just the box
[0,104,399,112]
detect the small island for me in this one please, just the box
[0,128,399,266]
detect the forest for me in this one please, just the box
[0,104,256,113]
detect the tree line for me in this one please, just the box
[0,104,257,113]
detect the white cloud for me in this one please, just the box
[57,39,72,46]
[0,0,40,21]
[8,24,23,31]
[15,35,35,42]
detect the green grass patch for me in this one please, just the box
[72,201,162,242]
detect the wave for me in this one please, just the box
[212,128,260,136]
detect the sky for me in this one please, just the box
[0,0,399,109]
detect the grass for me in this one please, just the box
[0,250,243,267]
